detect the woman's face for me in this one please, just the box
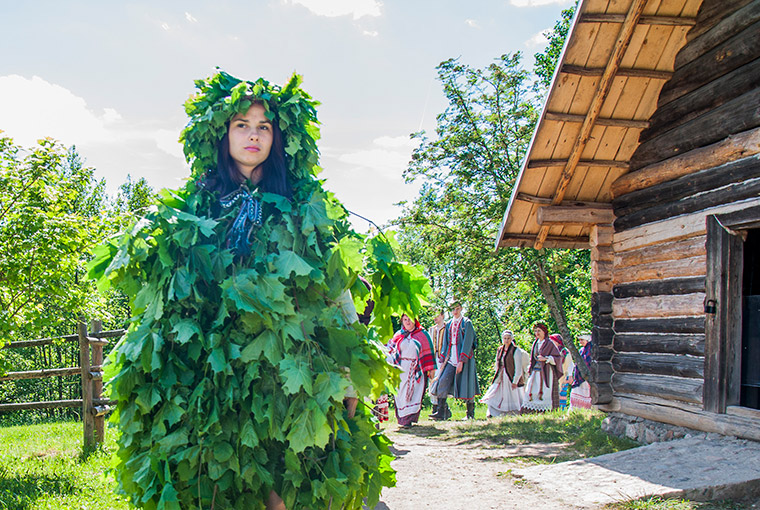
[401,315,415,332]
[534,327,546,340]
[228,103,273,184]
[502,333,512,345]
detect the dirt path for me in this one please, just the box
[371,422,585,510]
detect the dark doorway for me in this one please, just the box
[741,229,760,409]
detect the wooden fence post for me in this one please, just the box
[90,319,105,445]
[78,316,94,451]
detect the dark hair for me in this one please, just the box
[205,104,292,198]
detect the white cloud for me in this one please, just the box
[465,19,480,28]
[153,129,185,161]
[0,75,188,191]
[525,30,549,47]
[373,135,416,149]
[285,0,382,19]
[510,0,573,6]
[336,135,417,181]
[161,22,170,30]
[363,30,379,37]
[185,12,198,23]
[0,75,114,146]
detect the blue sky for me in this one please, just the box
[0,0,571,231]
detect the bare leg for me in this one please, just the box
[267,490,287,510]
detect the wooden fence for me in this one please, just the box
[0,318,125,450]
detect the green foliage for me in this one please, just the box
[0,134,158,424]
[181,71,321,184]
[0,135,104,343]
[90,71,429,509]
[395,50,591,386]
[114,175,157,218]
[534,3,578,89]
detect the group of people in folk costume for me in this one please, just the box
[483,322,593,416]
[383,303,594,427]
[382,300,480,427]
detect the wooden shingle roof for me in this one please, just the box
[496,0,702,250]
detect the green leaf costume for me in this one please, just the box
[89,71,421,509]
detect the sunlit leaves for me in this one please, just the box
[95,179,424,508]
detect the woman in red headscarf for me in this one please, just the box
[522,323,564,412]
[387,314,436,427]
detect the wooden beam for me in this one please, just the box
[544,111,650,129]
[613,255,705,285]
[613,276,706,298]
[631,87,760,171]
[614,333,705,356]
[613,155,760,218]
[614,317,705,334]
[0,399,85,412]
[599,394,760,441]
[613,373,703,404]
[615,236,706,269]
[613,352,705,379]
[527,158,629,169]
[612,293,706,319]
[615,176,760,232]
[642,58,760,145]
[560,64,673,80]
[1,329,124,350]
[658,18,760,108]
[0,398,115,413]
[579,13,697,26]
[590,225,614,247]
[611,126,760,199]
[0,367,80,381]
[516,192,612,208]
[676,0,760,69]
[613,197,760,252]
[535,0,648,250]
[497,233,590,249]
[537,205,615,226]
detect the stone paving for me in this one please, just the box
[512,433,760,507]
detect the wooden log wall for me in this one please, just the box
[590,225,614,404]
[606,0,760,414]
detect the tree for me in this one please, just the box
[0,134,145,422]
[534,4,577,89]
[395,3,592,383]
[0,135,105,342]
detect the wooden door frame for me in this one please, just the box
[704,205,760,413]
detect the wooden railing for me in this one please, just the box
[0,318,125,450]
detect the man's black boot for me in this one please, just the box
[466,401,475,420]
[431,399,448,420]
[429,404,439,418]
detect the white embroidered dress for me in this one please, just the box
[390,336,425,419]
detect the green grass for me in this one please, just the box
[606,496,753,510]
[0,421,132,510]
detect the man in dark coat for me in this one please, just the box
[431,300,479,420]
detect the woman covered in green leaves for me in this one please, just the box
[90,71,407,509]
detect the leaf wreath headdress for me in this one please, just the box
[180,69,323,185]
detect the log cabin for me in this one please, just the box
[496,0,760,440]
